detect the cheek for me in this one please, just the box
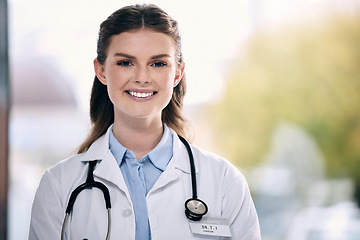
[104,73,126,103]
[105,84,118,106]
[157,73,176,102]
[165,80,176,104]
[106,70,130,87]
[159,71,177,87]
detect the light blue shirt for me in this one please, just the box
[109,125,173,240]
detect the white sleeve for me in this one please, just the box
[29,170,64,240]
[222,166,261,240]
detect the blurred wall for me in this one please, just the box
[0,0,9,239]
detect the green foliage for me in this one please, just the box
[211,13,360,181]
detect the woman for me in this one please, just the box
[29,4,261,240]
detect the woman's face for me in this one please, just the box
[94,28,184,124]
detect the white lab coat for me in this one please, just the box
[29,127,261,240]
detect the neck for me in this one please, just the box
[112,116,164,160]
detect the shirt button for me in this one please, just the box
[122,208,132,217]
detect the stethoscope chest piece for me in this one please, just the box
[185,198,208,221]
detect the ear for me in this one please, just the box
[174,63,185,87]
[94,58,107,85]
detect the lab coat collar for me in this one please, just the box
[80,128,111,163]
[78,126,199,183]
[169,128,199,175]
[79,127,130,198]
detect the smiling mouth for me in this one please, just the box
[127,91,156,98]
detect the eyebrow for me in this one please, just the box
[113,53,171,60]
[151,54,171,60]
[113,53,136,59]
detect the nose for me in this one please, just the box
[134,66,150,84]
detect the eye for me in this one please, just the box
[117,60,133,67]
[151,61,167,67]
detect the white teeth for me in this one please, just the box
[129,91,154,98]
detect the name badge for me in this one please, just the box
[189,218,232,237]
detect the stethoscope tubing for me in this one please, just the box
[178,135,198,199]
[61,161,112,240]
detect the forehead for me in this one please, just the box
[107,29,177,57]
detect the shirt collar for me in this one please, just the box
[148,125,173,171]
[108,125,127,167]
[109,124,173,171]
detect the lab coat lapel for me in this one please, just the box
[149,132,199,193]
[79,128,131,200]
[149,157,180,193]
[93,151,130,198]
[171,131,199,174]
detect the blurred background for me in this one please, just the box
[7,0,360,239]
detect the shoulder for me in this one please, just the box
[41,153,86,186]
[32,153,88,213]
[189,144,247,190]
[171,130,244,180]
[191,145,243,175]
[43,130,110,182]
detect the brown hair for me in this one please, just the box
[77,4,187,153]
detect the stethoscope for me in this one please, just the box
[61,135,208,240]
